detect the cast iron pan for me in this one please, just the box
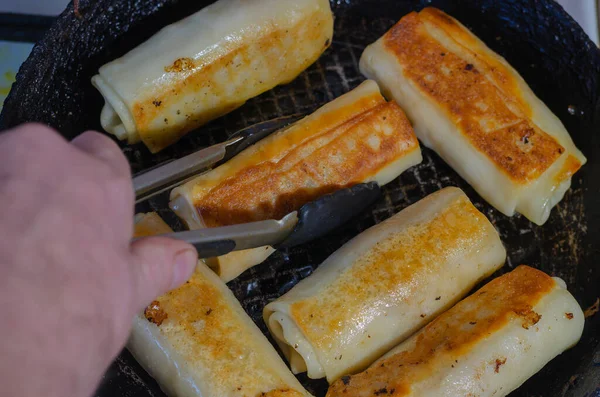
[1,0,599,396]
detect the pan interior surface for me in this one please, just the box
[1,0,599,396]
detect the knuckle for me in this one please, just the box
[1,123,66,162]
[16,123,63,145]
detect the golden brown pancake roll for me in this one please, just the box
[264,187,506,382]
[129,213,311,397]
[92,0,333,152]
[327,265,584,397]
[170,80,422,282]
[360,8,586,225]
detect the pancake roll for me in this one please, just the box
[92,0,334,152]
[327,265,584,397]
[129,213,311,397]
[359,8,586,225]
[170,80,422,282]
[264,187,506,382]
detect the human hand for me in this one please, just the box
[0,124,198,397]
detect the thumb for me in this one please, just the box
[128,237,198,310]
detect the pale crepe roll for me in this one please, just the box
[263,187,506,382]
[359,8,586,225]
[92,0,333,153]
[130,213,311,397]
[327,265,584,397]
[170,80,422,282]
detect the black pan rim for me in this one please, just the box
[0,1,599,396]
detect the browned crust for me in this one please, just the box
[154,275,228,348]
[417,8,532,116]
[326,266,555,397]
[553,155,583,185]
[133,212,305,395]
[147,270,308,395]
[164,57,195,73]
[259,389,306,397]
[289,194,490,350]
[382,9,567,183]
[133,213,174,237]
[494,357,507,373]
[144,300,168,326]
[514,307,542,330]
[194,101,418,227]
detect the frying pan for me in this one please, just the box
[1,0,599,396]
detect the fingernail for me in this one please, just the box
[171,249,198,289]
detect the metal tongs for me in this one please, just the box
[133,115,304,204]
[132,116,383,258]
